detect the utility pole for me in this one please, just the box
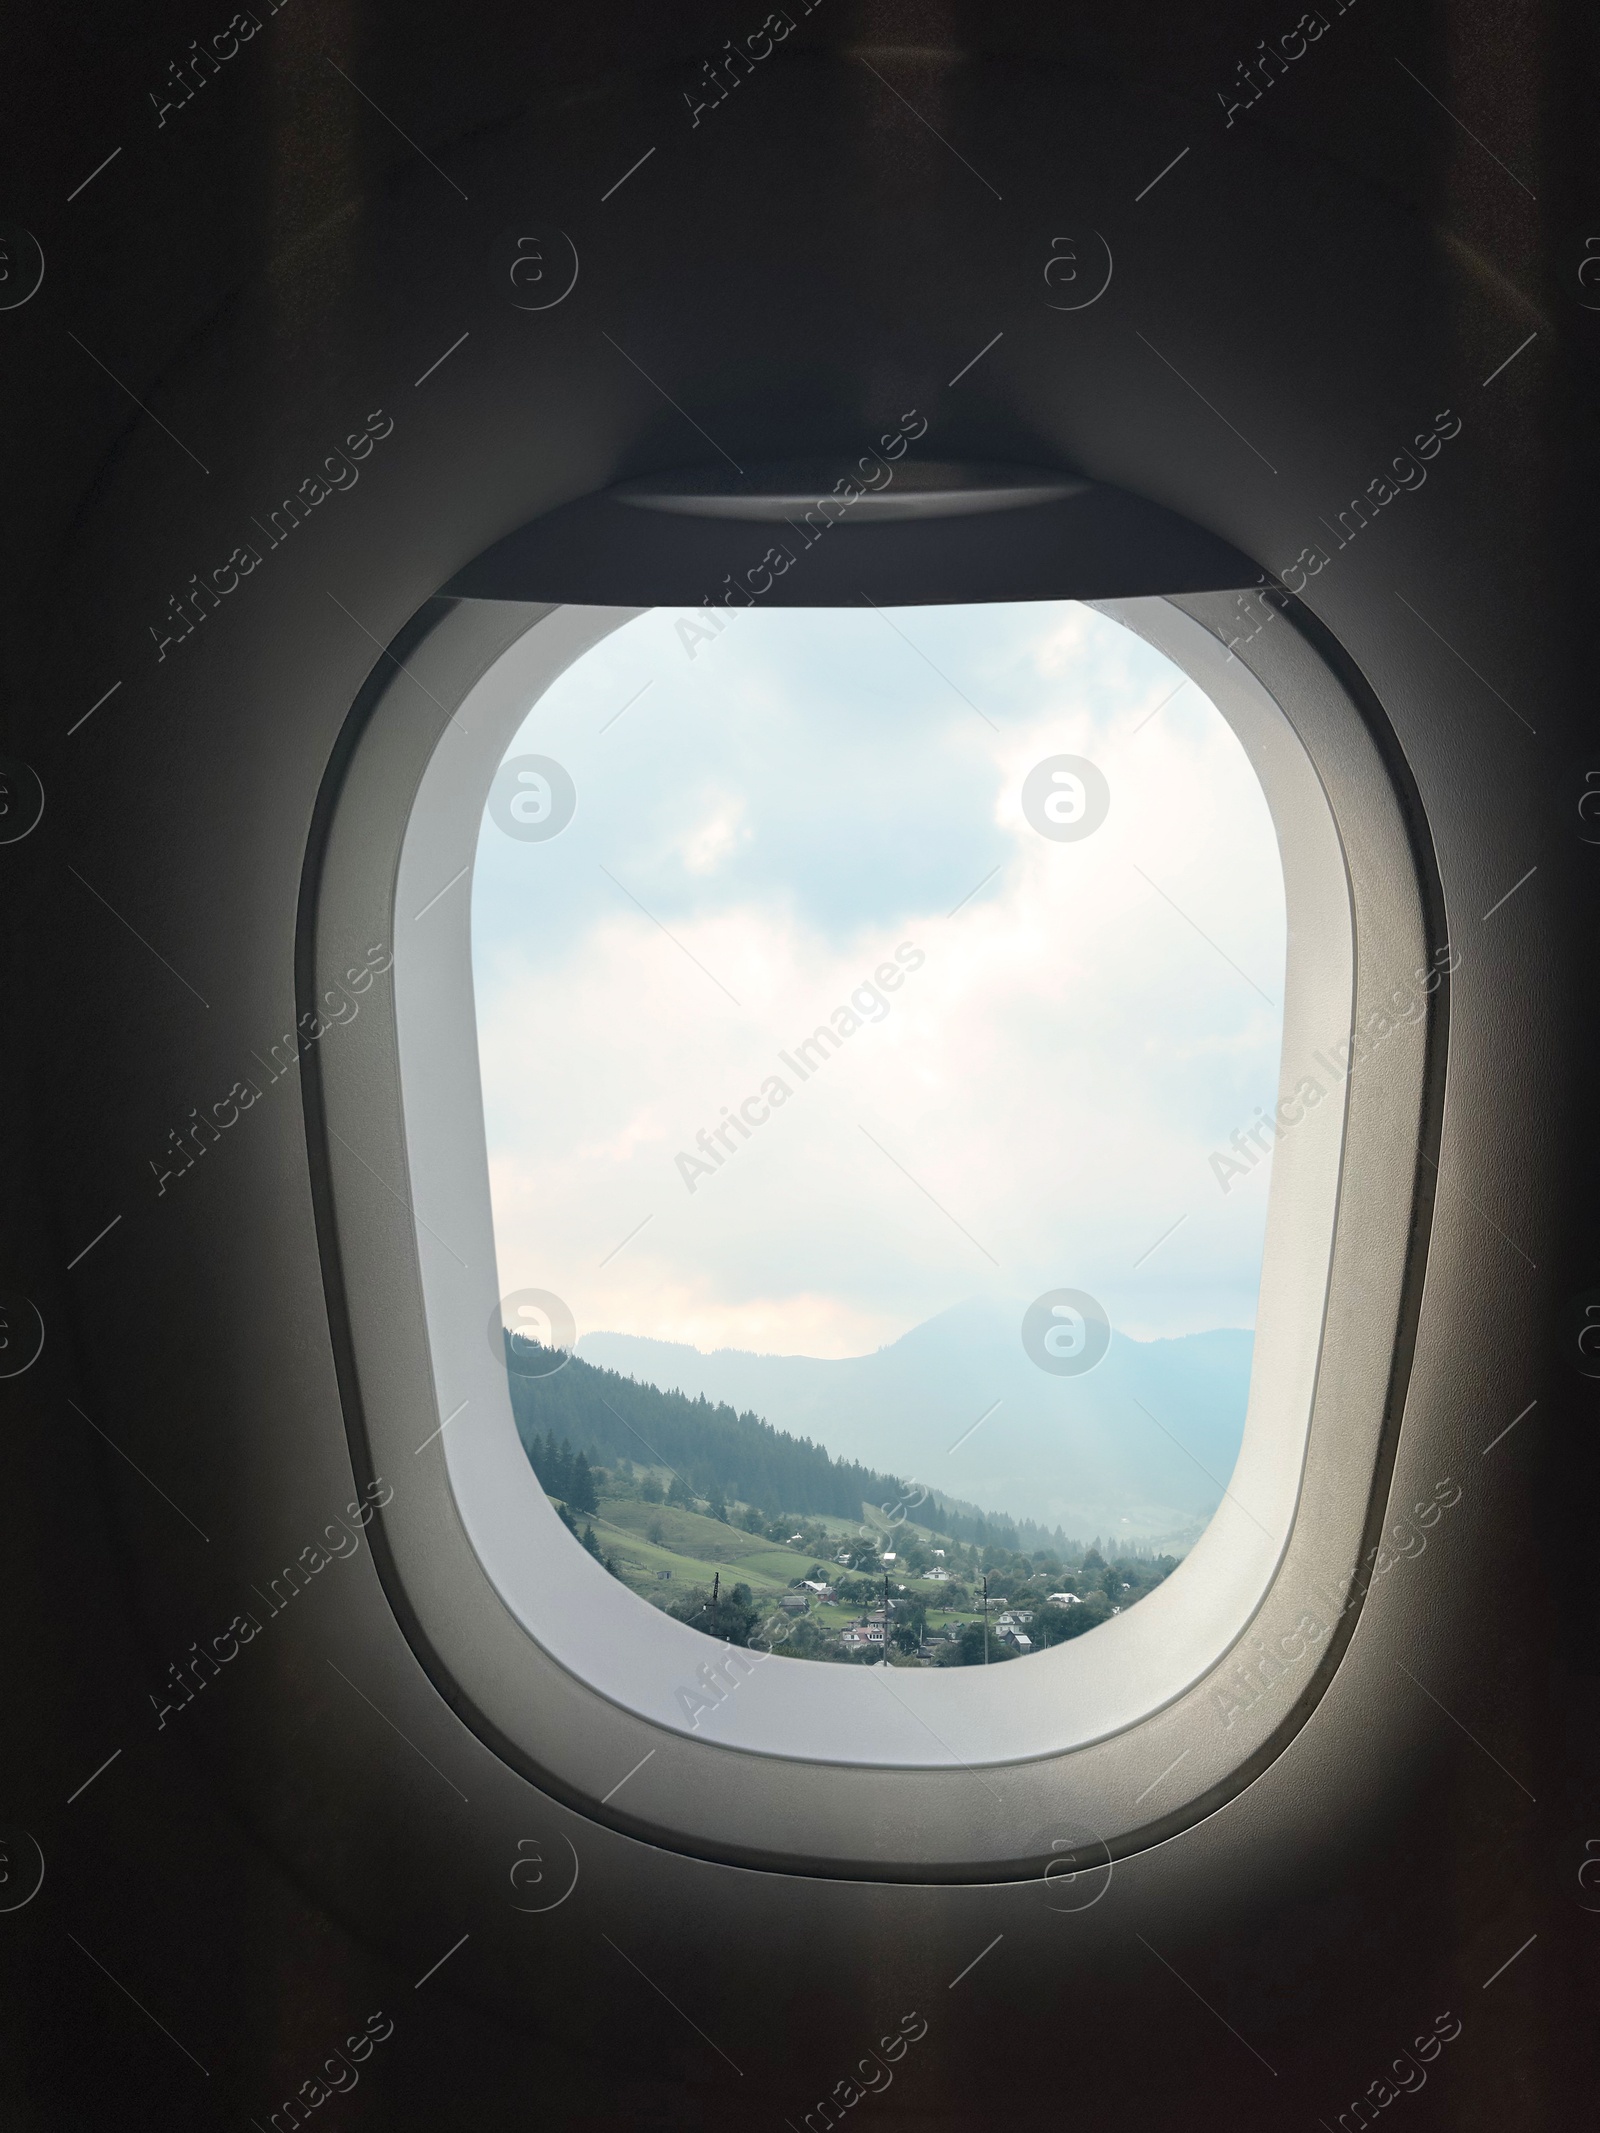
[982,1571,989,1664]
[711,1570,720,1638]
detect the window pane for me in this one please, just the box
[472,601,1286,1670]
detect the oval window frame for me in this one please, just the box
[301,573,1442,1881]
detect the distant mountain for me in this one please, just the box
[506,1342,1076,1554]
[578,1299,1253,1541]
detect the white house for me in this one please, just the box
[840,1620,886,1650]
[1046,1592,1081,1606]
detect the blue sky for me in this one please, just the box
[471,601,1286,1362]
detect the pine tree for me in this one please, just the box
[553,1439,576,1502]
[569,1452,599,1515]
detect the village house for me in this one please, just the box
[840,1606,891,1652]
[839,1621,886,1651]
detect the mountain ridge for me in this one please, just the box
[577,1297,1254,1539]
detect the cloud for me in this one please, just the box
[472,602,1286,1361]
[678,794,750,876]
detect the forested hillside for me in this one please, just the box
[505,1341,1076,1556]
[580,1305,1253,1541]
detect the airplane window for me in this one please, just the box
[470,600,1287,1682]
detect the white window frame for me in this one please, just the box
[305,588,1437,1878]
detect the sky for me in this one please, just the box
[471,600,1286,1364]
